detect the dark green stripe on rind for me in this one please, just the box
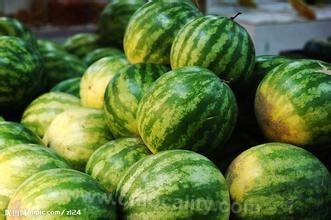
[124,1,202,64]
[137,66,237,155]
[64,33,100,58]
[8,168,117,220]
[86,138,150,192]
[0,121,43,150]
[170,15,255,84]
[21,92,81,137]
[83,47,125,66]
[104,63,169,138]
[50,77,81,97]
[225,143,331,219]
[43,107,113,171]
[116,150,230,220]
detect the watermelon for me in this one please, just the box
[137,66,237,155]
[117,150,230,219]
[0,121,42,150]
[80,56,129,109]
[99,0,146,47]
[43,107,113,171]
[124,1,202,65]
[255,59,331,147]
[104,63,169,138]
[226,142,331,219]
[64,33,100,58]
[37,39,65,54]
[0,17,36,47]
[50,77,81,97]
[42,50,86,89]
[83,47,125,66]
[0,36,42,110]
[21,92,81,138]
[170,15,255,84]
[7,168,117,220]
[86,138,150,192]
[0,144,70,218]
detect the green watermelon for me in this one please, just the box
[137,66,237,155]
[255,59,331,147]
[0,36,42,110]
[50,77,81,97]
[43,107,113,171]
[0,144,70,219]
[0,17,36,47]
[86,137,150,192]
[42,50,86,89]
[80,56,129,109]
[117,150,230,219]
[0,121,42,150]
[21,92,81,138]
[83,47,125,66]
[226,142,331,219]
[64,33,100,58]
[104,63,169,138]
[99,0,146,48]
[124,1,202,64]
[170,15,255,84]
[37,39,65,54]
[8,168,117,220]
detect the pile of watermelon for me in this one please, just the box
[0,0,330,219]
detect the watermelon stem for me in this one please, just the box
[231,12,242,20]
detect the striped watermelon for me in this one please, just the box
[0,17,36,47]
[7,168,117,220]
[0,36,42,110]
[0,144,70,218]
[42,50,86,89]
[63,33,100,58]
[37,39,64,54]
[255,59,331,147]
[170,15,255,84]
[83,47,125,66]
[86,138,150,192]
[104,63,169,138]
[116,150,230,219]
[43,107,113,171]
[137,66,237,155]
[50,77,81,97]
[99,0,146,47]
[0,121,42,150]
[124,1,202,65]
[21,92,81,138]
[80,56,129,109]
[226,143,331,219]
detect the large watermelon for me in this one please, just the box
[0,121,42,150]
[86,137,150,192]
[0,144,70,219]
[255,59,331,147]
[117,150,230,219]
[63,33,100,58]
[124,1,202,64]
[137,66,237,155]
[50,77,81,97]
[43,107,113,170]
[99,0,146,47]
[170,15,255,84]
[80,56,129,109]
[42,50,86,89]
[226,142,331,219]
[83,47,125,66]
[104,63,169,138]
[21,92,81,138]
[0,36,42,110]
[7,168,117,220]
[37,39,65,54]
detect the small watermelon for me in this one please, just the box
[83,47,125,66]
[50,77,81,97]
[37,39,65,54]
[86,137,150,192]
[64,33,100,58]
